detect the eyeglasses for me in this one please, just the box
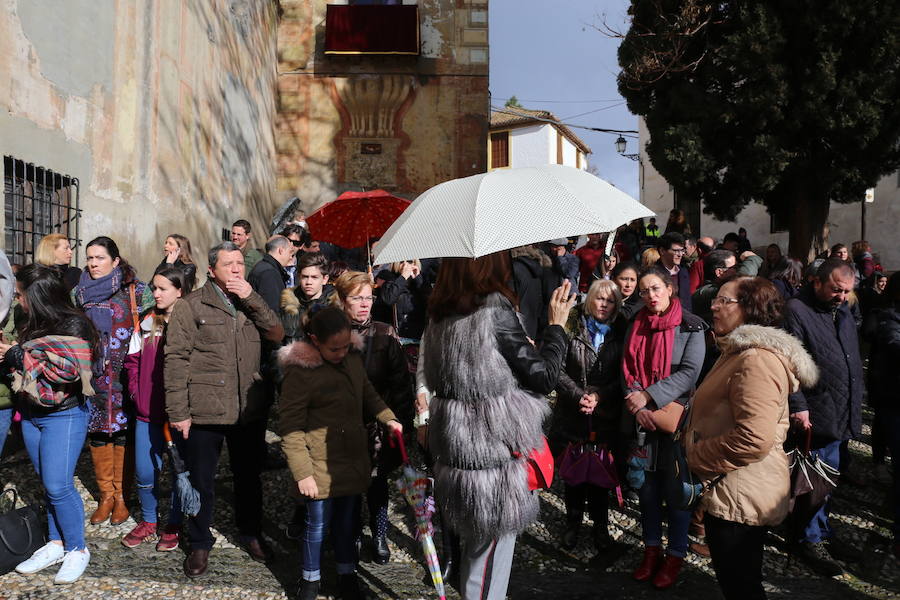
[347,295,375,303]
[711,296,740,306]
[290,239,303,247]
[638,285,666,297]
[668,247,686,255]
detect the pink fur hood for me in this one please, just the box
[277,331,365,369]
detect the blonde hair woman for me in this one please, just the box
[159,234,197,290]
[36,234,80,290]
[551,278,625,552]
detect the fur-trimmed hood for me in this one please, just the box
[510,245,553,269]
[280,285,336,316]
[277,331,364,369]
[717,324,819,389]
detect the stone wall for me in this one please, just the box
[275,0,490,212]
[0,0,279,278]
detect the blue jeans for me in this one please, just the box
[801,439,841,543]
[638,468,691,558]
[134,419,182,525]
[0,407,13,458]
[21,403,90,551]
[301,495,360,581]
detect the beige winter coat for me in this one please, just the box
[685,324,818,527]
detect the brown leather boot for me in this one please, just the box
[89,444,115,524]
[111,444,131,525]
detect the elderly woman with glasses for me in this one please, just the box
[622,265,706,589]
[686,277,817,600]
[332,270,413,566]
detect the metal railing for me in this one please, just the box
[2,155,81,266]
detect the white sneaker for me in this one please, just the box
[15,541,65,574]
[53,548,90,585]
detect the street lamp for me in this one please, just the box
[615,135,639,161]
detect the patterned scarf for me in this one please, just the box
[75,266,123,341]
[13,335,95,406]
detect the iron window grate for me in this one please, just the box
[3,155,81,266]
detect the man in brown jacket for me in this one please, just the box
[165,241,284,578]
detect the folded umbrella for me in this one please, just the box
[391,430,445,600]
[163,423,201,518]
[374,164,654,264]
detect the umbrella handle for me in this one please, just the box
[803,427,812,453]
[390,428,410,465]
[163,422,173,444]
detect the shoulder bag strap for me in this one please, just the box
[128,284,140,333]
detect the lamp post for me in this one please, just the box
[615,135,639,161]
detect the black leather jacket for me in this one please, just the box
[493,304,568,395]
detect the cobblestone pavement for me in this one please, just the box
[0,411,897,600]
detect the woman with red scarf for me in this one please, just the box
[622,266,706,589]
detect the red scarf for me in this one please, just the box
[622,298,682,390]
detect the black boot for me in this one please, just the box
[441,529,461,585]
[297,579,320,600]
[371,506,390,565]
[338,572,363,600]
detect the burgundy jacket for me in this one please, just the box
[124,317,167,424]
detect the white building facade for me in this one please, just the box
[488,108,591,171]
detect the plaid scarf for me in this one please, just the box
[12,335,95,407]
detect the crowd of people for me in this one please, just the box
[0,215,895,600]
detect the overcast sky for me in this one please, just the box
[489,0,638,198]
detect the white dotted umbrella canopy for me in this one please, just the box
[374,164,655,263]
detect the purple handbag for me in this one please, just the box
[558,417,623,506]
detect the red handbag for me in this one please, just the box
[523,436,554,491]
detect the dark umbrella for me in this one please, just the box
[269,196,304,236]
[787,428,839,538]
[163,423,201,517]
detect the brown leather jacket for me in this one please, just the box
[164,281,283,425]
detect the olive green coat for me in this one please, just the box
[277,335,395,499]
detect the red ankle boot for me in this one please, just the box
[632,546,662,581]
[652,555,684,589]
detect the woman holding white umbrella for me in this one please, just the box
[420,253,574,600]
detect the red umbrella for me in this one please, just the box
[306,190,411,250]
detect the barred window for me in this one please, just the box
[3,156,81,266]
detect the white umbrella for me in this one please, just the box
[374,164,654,263]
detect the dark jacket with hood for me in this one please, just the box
[783,286,864,443]
[511,246,559,339]
[280,284,337,344]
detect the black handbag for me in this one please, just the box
[0,488,47,575]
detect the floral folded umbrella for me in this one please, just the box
[392,431,445,600]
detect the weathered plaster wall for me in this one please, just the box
[0,0,278,279]
[275,0,489,213]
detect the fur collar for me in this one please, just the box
[717,324,819,388]
[277,331,365,369]
[510,245,552,268]
[280,288,300,315]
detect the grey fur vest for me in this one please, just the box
[422,293,549,542]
